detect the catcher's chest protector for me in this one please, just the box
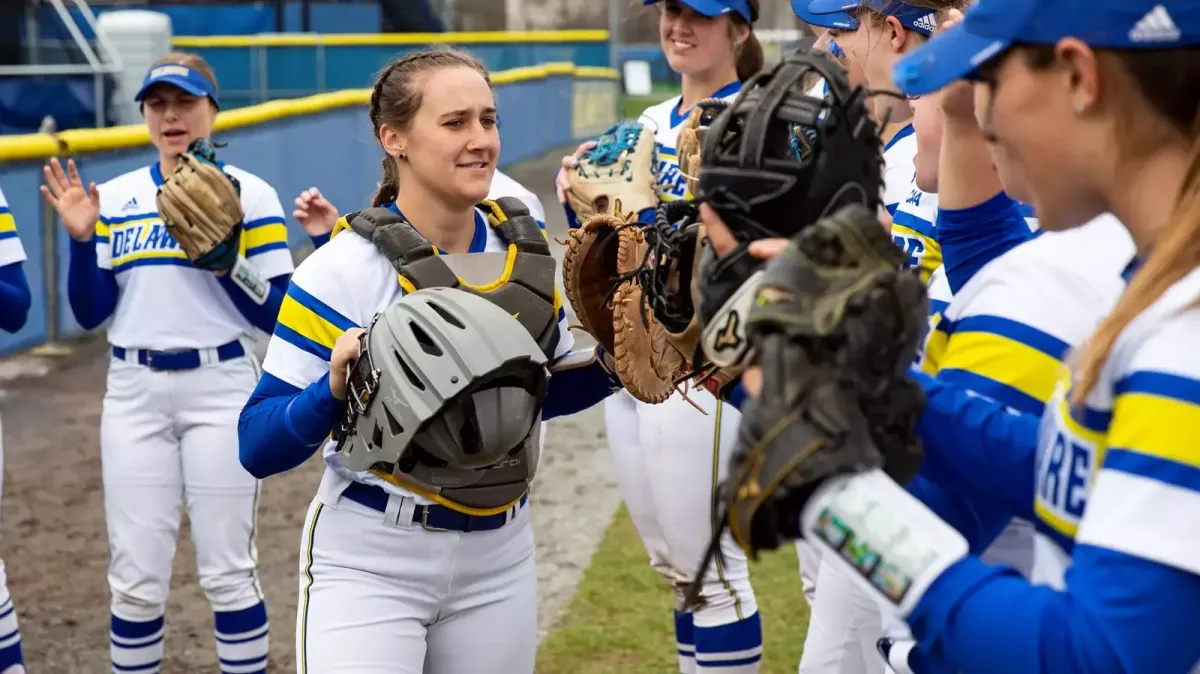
[346,198,558,512]
[348,199,560,362]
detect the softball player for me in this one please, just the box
[39,53,302,674]
[0,188,30,674]
[807,1,1200,671]
[789,3,952,672]
[555,2,767,671]
[237,48,616,674]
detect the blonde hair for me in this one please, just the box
[1069,48,1200,403]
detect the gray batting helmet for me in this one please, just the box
[335,286,551,474]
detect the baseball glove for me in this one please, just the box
[676,98,728,199]
[626,199,740,399]
[689,47,887,380]
[156,138,244,272]
[565,120,659,221]
[561,211,688,403]
[682,205,928,607]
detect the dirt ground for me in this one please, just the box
[0,152,622,673]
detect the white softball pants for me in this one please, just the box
[606,388,761,672]
[100,356,265,621]
[296,477,537,674]
[0,415,23,671]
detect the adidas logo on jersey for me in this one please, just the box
[122,197,139,211]
[912,12,938,33]
[1129,5,1180,43]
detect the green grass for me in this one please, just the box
[537,505,810,673]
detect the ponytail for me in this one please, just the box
[373,155,400,207]
[736,31,765,81]
[1073,110,1200,403]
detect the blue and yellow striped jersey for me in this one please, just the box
[891,174,942,285]
[0,187,27,268]
[1036,265,1200,587]
[920,214,1132,417]
[91,163,292,349]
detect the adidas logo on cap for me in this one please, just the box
[1129,4,1181,43]
[912,12,938,33]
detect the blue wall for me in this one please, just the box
[0,73,618,357]
[191,40,611,109]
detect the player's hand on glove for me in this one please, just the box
[294,187,338,236]
[329,328,366,400]
[563,121,658,220]
[41,157,100,242]
[156,138,246,273]
[717,204,930,558]
[554,140,598,206]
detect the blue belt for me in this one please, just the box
[342,481,527,533]
[112,340,245,371]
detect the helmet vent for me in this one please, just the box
[427,300,466,329]
[371,422,384,449]
[383,405,404,437]
[410,320,444,357]
[394,349,426,391]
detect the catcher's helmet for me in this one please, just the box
[335,287,550,474]
[696,48,885,242]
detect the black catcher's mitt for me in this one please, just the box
[692,48,888,370]
[683,205,928,608]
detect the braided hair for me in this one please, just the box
[368,47,491,207]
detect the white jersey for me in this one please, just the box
[0,187,26,267]
[262,205,574,507]
[93,164,292,350]
[883,124,918,216]
[489,169,546,226]
[891,172,941,285]
[921,214,1133,416]
[1036,261,1200,588]
[637,81,744,202]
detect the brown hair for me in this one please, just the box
[731,0,763,81]
[367,46,491,207]
[152,52,219,94]
[1013,47,1200,402]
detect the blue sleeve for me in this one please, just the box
[67,237,119,330]
[543,360,620,419]
[910,544,1200,674]
[562,200,581,230]
[217,272,289,334]
[723,380,747,411]
[936,192,1035,294]
[0,262,31,333]
[907,474,1013,556]
[910,369,1039,521]
[238,371,344,479]
[309,231,331,249]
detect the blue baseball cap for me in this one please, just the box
[134,63,220,108]
[643,0,756,24]
[807,0,939,36]
[894,0,1200,96]
[792,0,857,31]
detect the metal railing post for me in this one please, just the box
[41,178,60,346]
